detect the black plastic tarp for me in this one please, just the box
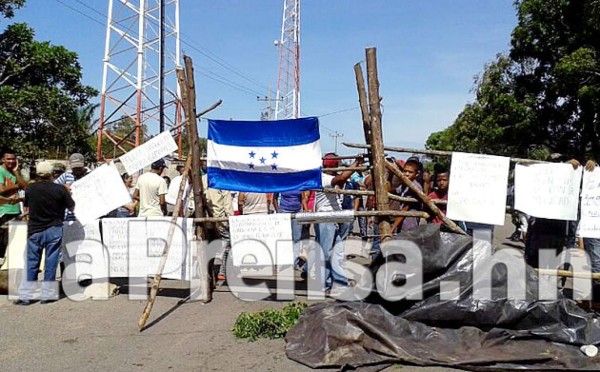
[285,224,600,370]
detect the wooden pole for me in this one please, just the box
[323,187,447,205]
[322,166,370,172]
[181,56,214,304]
[183,56,209,236]
[537,268,600,280]
[139,154,192,330]
[365,47,392,242]
[385,161,467,235]
[354,62,371,147]
[343,142,549,165]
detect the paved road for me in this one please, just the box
[0,217,519,371]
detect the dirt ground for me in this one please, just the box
[0,219,520,371]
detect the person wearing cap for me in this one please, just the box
[51,162,66,181]
[133,159,168,217]
[309,152,363,294]
[54,153,90,221]
[15,161,75,305]
[54,153,89,188]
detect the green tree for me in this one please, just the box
[0,0,24,19]
[0,1,97,159]
[427,0,600,160]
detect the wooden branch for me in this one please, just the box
[168,99,223,132]
[365,47,393,243]
[323,154,370,161]
[323,187,447,205]
[385,161,467,235]
[354,62,371,147]
[322,166,370,172]
[196,99,223,118]
[343,142,548,164]
[139,154,192,331]
[537,268,600,280]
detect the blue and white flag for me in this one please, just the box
[207,117,323,192]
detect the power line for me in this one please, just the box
[198,70,262,97]
[52,0,105,27]
[318,106,360,118]
[179,39,268,96]
[56,0,271,98]
[76,0,273,93]
[179,34,271,92]
[72,0,109,19]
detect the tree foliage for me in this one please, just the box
[0,0,24,19]
[0,1,97,159]
[427,0,600,160]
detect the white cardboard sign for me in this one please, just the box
[229,213,293,269]
[515,163,582,220]
[447,152,510,225]
[71,163,131,226]
[118,131,177,174]
[577,169,600,238]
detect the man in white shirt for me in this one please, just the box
[310,153,363,293]
[166,165,194,216]
[134,159,168,217]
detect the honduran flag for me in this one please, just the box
[207,117,323,192]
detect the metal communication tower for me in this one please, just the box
[274,0,301,120]
[97,0,182,160]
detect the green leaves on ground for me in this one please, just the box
[232,302,307,342]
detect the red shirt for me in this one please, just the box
[427,190,447,224]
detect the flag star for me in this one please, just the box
[249,151,256,158]
[248,163,255,169]
[271,164,278,170]
[271,151,279,159]
[259,157,267,164]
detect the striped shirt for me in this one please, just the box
[54,169,89,220]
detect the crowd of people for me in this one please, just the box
[2,147,599,302]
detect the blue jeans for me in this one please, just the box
[281,209,303,263]
[357,207,367,237]
[310,222,347,289]
[19,225,63,300]
[584,238,600,273]
[338,221,353,241]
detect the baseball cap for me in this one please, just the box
[53,162,66,172]
[322,153,340,168]
[36,161,54,177]
[151,158,166,169]
[69,153,85,168]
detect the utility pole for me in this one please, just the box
[159,0,166,132]
[329,131,344,154]
[257,86,281,121]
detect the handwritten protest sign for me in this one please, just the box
[577,169,600,238]
[118,131,178,174]
[101,217,193,280]
[1,221,28,270]
[515,163,582,220]
[62,220,105,278]
[71,163,131,226]
[447,152,510,225]
[229,213,293,273]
